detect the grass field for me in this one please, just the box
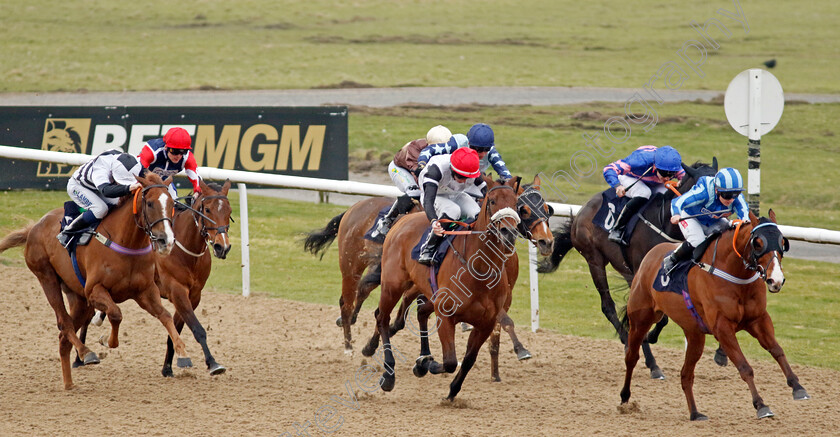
[1,188,838,371]
[3,1,839,93]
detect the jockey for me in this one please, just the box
[371,125,452,238]
[602,145,684,245]
[663,167,750,272]
[417,147,485,265]
[59,149,143,240]
[138,127,201,199]
[416,123,513,184]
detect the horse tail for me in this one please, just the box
[0,225,32,253]
[303,211,345,259]
[536,221,573,273]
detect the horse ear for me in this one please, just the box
[163,175,174,187]
[199,178,209,193]
[222,179,231,195]
[712,157,718,172]
[748,210,759,223]
[532,174,542,190]
[681,162,697,180]
[768,208,777,224]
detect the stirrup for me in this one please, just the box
[371,218,390,238]
[608,228,625,245]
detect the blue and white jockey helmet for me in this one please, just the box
[447,133,469,149]
[653,145,682,172]
[714,167,745,192]
[467,123,494,151]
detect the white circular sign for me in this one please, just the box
[724,69,784,137]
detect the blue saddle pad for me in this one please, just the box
[652,250,694,295]
[362,205,392,244]
[592,189,655,238]
[410,226,466,267]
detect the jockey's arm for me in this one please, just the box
[487,148,512,181]
[184,152,201,193]
[416,142,456,170]
[97,182,133,198]
[421,165,443,222]
[138,146,155,168]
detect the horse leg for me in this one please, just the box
[67,292,97,368]
[447,324,493,401]
[88,284,123,349]
[427,318,457,376]
[499,310,531,360]
[133,288,193,369]
[620,307,656,405]
[488,322,502,382]
[161,313,184,377]
[714,319,773,419]
[353,264,381,325]
[412,295,436,378]
[375,281,403,392]
[170,287,225,375]
[645,315,668,344]
[714,345,728,367]
[588,263,626,342]
[37,274,93,388]
[746,313,809,401]
[338,275,358,354]
[681,331,708,420]
[388,294,411,336]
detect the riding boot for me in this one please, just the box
[608,196,647,245]
[418,231,445,265]
[57,210,98,245]
[663,241,695,274]
[372,194,414,238]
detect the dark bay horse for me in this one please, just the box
[620,210,809,420]
[304,175,554,358]
[374,179,521,400]
[538,160,720,379]
[0,173,193,389]
[75,179,233,376]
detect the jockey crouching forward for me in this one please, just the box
[663,167,750,272]
[58,149,143,241]
[416,147,485,265]
[138,127,201,200]
[372,125,453,238]
[602,145,684,245]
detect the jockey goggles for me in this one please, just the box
[718,191,739,200]
[657,169,678,179]
[470,145,492,153]
[166,148,186,156]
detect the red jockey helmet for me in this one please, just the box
[163,127,192,150]
[450,147,481,178]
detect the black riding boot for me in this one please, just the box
[608,196,647,245]
[372,194,415,238]
[663,241,695,274]
[57,210,98,244]
[418,231,445,265]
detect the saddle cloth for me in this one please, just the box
[652,251,694,295]
[592,189,659,239]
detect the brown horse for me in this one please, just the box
[374,179,521,399]
[538,160,721,379]
[620,210,809,420]
[304,175,553,374]
[74,179,233,376]
[0,172,193,389]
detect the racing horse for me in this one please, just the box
[74,179,233,377]
[537,160,720,379]
[620,210,809,420]
[0,172,192,389]
[373,179,521,399]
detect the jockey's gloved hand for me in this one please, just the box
[498,176,510,183]
[129,182,142,192]
[412,164,425,177]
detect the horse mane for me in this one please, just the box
[205,181,223,192]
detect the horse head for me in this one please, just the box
[741,210,789,293]
[480,178,521,252]
[135,172,175,256]
[195,179,233,259]
[515,174,554,256]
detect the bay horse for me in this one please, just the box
[620,210,809,420]
[74,179,233,377]
[537,160,721,379]
[304,175,553,377]
[0,172,193,389]
[374,179,521,400]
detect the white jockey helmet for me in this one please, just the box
[426,125,452,145]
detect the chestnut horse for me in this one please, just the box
[74,179,233,376]
[620,210,809,420]
[374,179,521,400]
[0,173,193,389]
[537,160,721,379]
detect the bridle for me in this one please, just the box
[195,194,231,241]
[516,186,551,241]
[133,184,173,248]
[732,220,789,281]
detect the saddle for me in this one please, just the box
[653,231,721,295]
[57,201,95,249]
[593,189,663,240]
[409,226,466,267]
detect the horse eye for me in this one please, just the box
[147,201,154,207]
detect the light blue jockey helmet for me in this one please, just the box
[653,145,682,172]
[714,167,745,192]
[446,133,469,149]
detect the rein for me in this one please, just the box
[173,193,231,257]
[133,184,174,249]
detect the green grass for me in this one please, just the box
[3,1,839,93]
[2,189,838,370]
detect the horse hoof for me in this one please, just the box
[177,357,193,369]
[83,352,100,365]
[516,349,532,361]
[380,374,395,392]
[344,348,354,356]
[713,350,728,367]
[793,388,810,401]
[335,316,343,327]
[413,356,431,378]
[491,375,501,382]
[208,363,226,376]
[690,412,708,421]
[649,368,665,380]
[72,359,85,368]
[756,406,774,419]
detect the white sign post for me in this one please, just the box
[724,69,785,215]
